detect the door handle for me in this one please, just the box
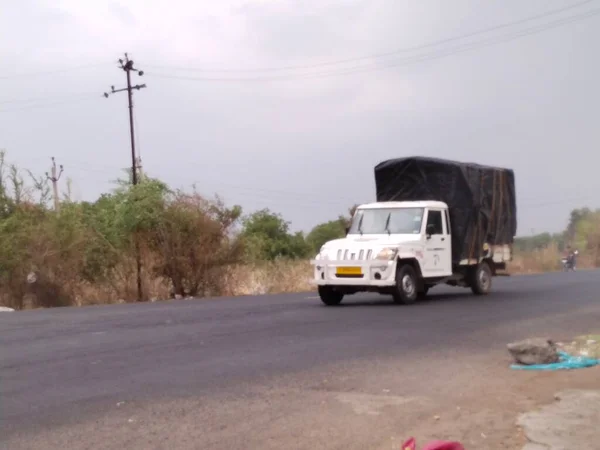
[441,237,445,241]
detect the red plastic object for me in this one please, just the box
[402,438,416,450]
[401,438,464,450]
[422,441,464,450]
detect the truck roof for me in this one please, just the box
[357,200,449,210]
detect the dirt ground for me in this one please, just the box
[5,346,600,450]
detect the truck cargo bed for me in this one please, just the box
[374,156,517,263]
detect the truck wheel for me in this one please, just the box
[318,286,344,306]
[392,264,419,305]
[470,262,492,295]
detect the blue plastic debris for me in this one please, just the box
[511,351,600,371]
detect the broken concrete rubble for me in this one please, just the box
[507,338,559,365]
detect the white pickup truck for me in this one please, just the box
[310,200,512,306]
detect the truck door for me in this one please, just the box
[423,209,452,277]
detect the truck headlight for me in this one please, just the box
[375,247,398,260]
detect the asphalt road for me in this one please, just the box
[2,270,600,448]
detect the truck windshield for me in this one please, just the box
[348,208,424,235]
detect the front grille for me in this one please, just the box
[336,248,372,260]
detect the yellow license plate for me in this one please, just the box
[336,266,362,276]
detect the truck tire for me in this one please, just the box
[318,286,344,306]
[392,264,419,305]
[470,261,492,295]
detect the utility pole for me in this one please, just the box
[104,53,146,302]
[104,53,146,185]
[136,156,143,181]
[46,157,63,212]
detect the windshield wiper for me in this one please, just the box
[384,212,391,236]
[357,214,364,236]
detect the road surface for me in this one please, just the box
[2,271,600,449]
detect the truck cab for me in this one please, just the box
[310,201,510,306]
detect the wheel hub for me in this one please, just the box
[479,268,490,290]
[402,274,415,295]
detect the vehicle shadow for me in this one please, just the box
[337,291,480,307]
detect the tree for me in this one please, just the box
[306,219,347,254]
[566,207,592,241]
[149,191,244,297]
[240,208,311,261]
[514,232,556,252]
[304,205,360,254]
[572,209,600,265]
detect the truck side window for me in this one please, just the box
[426,210,443,235]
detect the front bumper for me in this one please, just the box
[309,259,397,287]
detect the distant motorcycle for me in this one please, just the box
[561,250,579,271]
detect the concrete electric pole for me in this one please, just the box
[104,53,147,302]
[136,156,143,181]
[104,53,146,185]
[46,157,63,212]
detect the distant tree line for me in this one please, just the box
[515,207,600,258]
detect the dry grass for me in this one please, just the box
[510,242,594,274]
[71,263,313,305]
[31,260,314,308]
[222,260,314,296]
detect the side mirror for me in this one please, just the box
[426,224,435,238]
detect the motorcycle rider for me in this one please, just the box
[564,245,577,270]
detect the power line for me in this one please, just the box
[0,63,108,80]
[0,3,595,100]
[31,155,600,211]
[0,1,595,87]
[41,146,599,208]
[146,7,600,83]
[4,154,599,220]
[145,0,597,75]
[52,161,363,206]
[40,154,363,203]
[0,91,98,106]
[295,8,600,80]
[0,96,97,113]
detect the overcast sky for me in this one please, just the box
[1,0,599,236]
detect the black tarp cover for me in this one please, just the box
[374,156,517,264]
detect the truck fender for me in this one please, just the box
[395,256,424,281]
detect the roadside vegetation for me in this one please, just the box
[0,151,598,309]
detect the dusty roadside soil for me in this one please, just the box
[5,346,599,450]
